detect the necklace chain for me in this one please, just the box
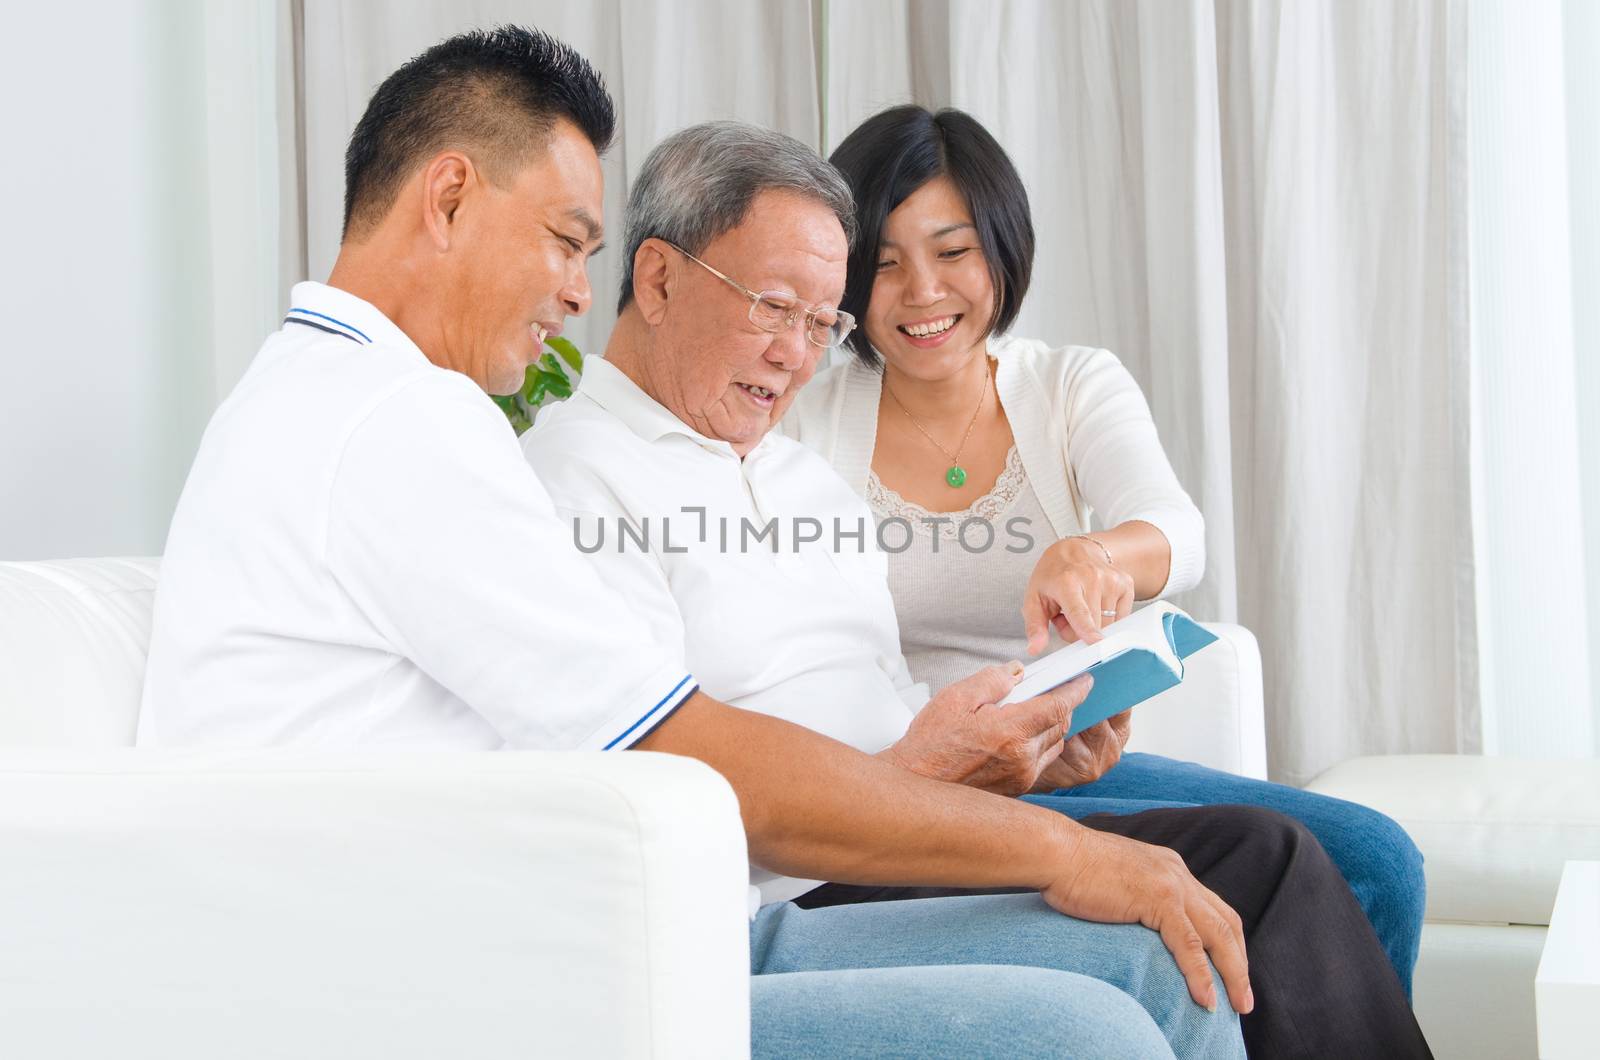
[883,359,992,472]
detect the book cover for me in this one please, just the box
[998,603,1218,738]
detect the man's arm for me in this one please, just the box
[638,689,1253,1015]
[643,689,1072,888]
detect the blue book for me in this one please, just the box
[997,602,1218,738]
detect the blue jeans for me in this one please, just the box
[1027,752,1426,997]
[752,966,1177,1059]
[752,892,1244,1059]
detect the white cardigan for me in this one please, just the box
[783,334,1206,599]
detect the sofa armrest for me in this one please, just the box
[1122,622,1269,779]
[0,749,751,1060]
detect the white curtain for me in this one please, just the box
[1467,0,1597,758]
[1567,0,1600,759]
[203,0,304,407]
[285,0,1597,780]
[1215,0,1476,782]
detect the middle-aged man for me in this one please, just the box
[137,25,1296,1059]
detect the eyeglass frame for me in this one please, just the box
[662,241,857,349]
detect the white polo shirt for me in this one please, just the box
[523,359,927,904]
[138,282,697,752]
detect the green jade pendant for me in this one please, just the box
[945,465,968,488]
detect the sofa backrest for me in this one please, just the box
[0,558,160,747]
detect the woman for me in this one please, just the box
[787,104,1426,998]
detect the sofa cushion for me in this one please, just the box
[0,558,159,747]
[1306,755,1600,925]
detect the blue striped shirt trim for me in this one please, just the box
[603,675,698,750]
[286,307,373,344]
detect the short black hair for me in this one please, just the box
[828,106,1035,368]
[342,25,616,239]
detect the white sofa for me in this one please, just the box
[0,558,752,1059]
[0,556,1265,1058]
[1308,754,1600,1060]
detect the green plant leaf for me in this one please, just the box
[528,378,549,403]
[546,335,583,374]
[495,337,585,434]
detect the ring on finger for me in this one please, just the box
[1100,610,1117,619]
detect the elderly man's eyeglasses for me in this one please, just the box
[666,242,857,349]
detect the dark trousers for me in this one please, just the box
[797,804,1432,1059]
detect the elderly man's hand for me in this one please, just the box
[1045,822,1254,1014]
[1029,710,1133,792]
[879,666,1093,796]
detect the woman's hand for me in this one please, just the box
[1030,710,1133,792]
[879,665,1095,796]
[1021,536,1137,654]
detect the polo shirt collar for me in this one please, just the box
[285,281,427,362]
[579,357,778,460]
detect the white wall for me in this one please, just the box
[0,2,212,559]
[0,1,292,561]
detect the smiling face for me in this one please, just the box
[443,119,606,395]
[864,175,997,383]
[644,189,848,454]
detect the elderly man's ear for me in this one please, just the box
[630,238,676,325]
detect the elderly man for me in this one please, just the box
[523,121,1434,1059]
[139,25,1230,1060]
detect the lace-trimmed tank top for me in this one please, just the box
[866,447,1066,695]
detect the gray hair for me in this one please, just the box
[617,120,857,313]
